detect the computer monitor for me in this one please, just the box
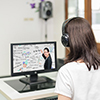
[11,41,57,85]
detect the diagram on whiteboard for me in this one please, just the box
[13,44,55,73]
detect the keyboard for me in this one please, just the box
[35,95,58,100]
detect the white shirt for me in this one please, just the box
[55,62,100,100]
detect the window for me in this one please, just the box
[68,0,84,18]
[92,0,100,42]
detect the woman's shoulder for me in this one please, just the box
[59,62,86,73]
[58,62,75,71]
[61,61,77,68]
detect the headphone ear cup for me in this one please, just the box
[61,33,69,47]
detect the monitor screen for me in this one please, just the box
[11,41,57,77]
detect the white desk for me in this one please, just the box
[0,72,57,100]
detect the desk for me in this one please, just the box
[0,72,57,100]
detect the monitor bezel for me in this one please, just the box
[11,41,57,76]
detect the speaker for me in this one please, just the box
[39,1,53,20]
[61,17,80,47]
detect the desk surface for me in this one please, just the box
[0,72,57,100]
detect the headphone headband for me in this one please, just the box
[61,17,81,47]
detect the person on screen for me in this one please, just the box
[55,17,100,100]
[41,48,52,70]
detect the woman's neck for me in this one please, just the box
[76,59,84,63]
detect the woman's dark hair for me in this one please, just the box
[44,47,49,52]
[65,17,100,71]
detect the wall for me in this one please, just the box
[0,0,65,76]
[53,0,65,59]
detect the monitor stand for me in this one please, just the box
[19,74,55,85]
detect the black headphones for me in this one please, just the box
[61,17,80,47]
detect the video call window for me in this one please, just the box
[11,42,57,74]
